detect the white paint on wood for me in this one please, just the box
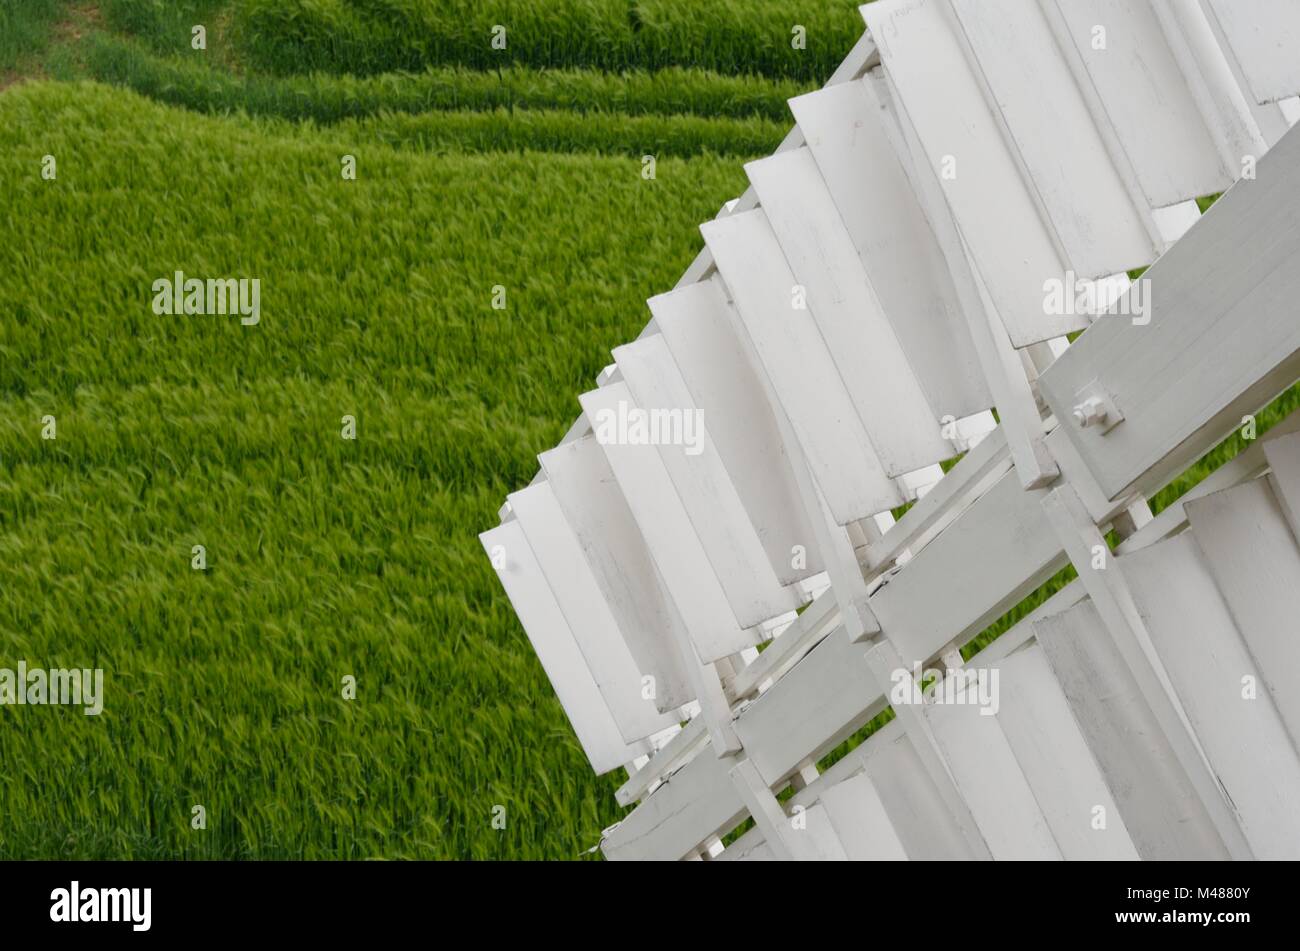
[1263,429,1300,544]
[863,0,1093,347]
[860,426,1011,576]
[538,436,693,712]
[715,829,773,861]
[1206,0,1300,105]
[865,727,984,859]
[649,278,825,584]
[615,717,707,807]
[479,522,650,775]
[746,147,956,476]
[612,335,801,628]
[729,758,829,861]
[870,469,1064,666]
[863,641,994,858]
[702,209,903,525]
[1123,532,1300,858]
[950,0,1157,275]
[996,643,1140,859]
[1049,0,1234,206]
[866,65,1061,486]
[1184,478,1300,759]
[924,696,1062,860]
[508,482,678,744]
[1152,200,1203,245]
[1039,123,1300,502]
[727,588,839,703]
[789,78,991,421]
[1151,0,1268,178]
[579,382,759,664]
[733,624,887,785]
[819,770,909,860]
[602,747,743,861]
[1114,411,1300,557]
[1033,599,1231,859]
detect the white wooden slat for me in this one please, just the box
[870,469,1065,666]
[1039,122,1300,503]
[972,579,1086,668]
[745,148,955,476]
[715,828,773,861]
[865,727,981,859]
[860,426,1011,576]
[1154,0,1270,166]
[611,335,800,629]
[578,382,760,664]
[819,770,909,861]
[1263,428,1300,544]
[479,522,649,775]
[732,623,887,785]
[730,758,829,860]
[508,482,678,744]
[538,436,693,713]
[1113,411,1300,557]
[1152,200,1202,245]
[949,0,1158,275]
[702,209,903,525]
[727,586,838,702]
[648,278,824,585]
[1048,0,1234,207]
[863,0,1092,348]
[862,641,994,858]
[1206,0,1300,105]
[800,802,851,861]
[1184,477,1300,752]
[866,65,1061,485]
[615,716,705,806]
[1043,483,1256,859]
[1033,599,1230,859]
[995,643,1140,860]
[1123,532,1300,859]
[602,748,744,861]
[924,697,1063,860]
[1196,2,1295,148]
[788,77,991,421]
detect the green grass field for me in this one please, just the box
[0,0,779,859]
[0,76,757,858]
[3,0,1294,860]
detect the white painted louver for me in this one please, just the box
[648,277,826,587]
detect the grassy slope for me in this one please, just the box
[0,0,65,74]
[0,80,750,858]
[79,33,805,123]
[231,0,865,80]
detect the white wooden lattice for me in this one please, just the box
[483,0,1300,861]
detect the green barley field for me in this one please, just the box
[0,0,864,860]
[1,0,1294,860]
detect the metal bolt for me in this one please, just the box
[1072,397,1108,428]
